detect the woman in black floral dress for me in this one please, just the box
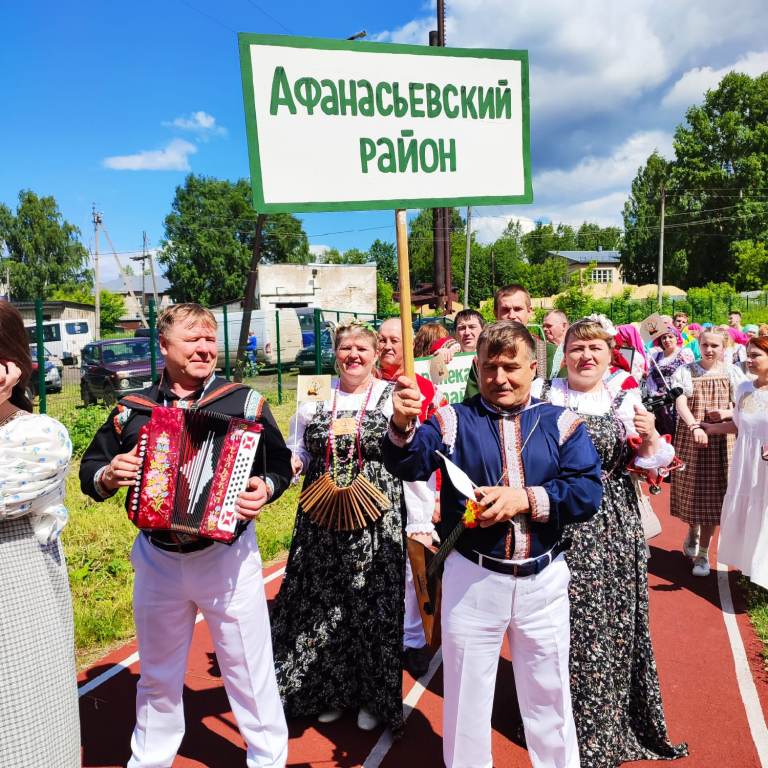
[271,322,404,734]
[533,316,687,767]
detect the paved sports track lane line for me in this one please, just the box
[76,566,286,698]
[717,559,768,766]
[78,497,768,767]
[362,649,444,768]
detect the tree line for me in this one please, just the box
[621,72,768,290]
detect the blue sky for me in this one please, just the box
[1,1,765,282]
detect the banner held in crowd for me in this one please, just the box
[414,352,475,405]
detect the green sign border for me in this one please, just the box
[238,33,533,213]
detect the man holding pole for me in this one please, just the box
[384,321,602,768]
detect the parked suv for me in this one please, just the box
[80,338,164,405]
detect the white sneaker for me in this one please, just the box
[318,709,343,723]
[357,707,380,731]
[683,528,700,558]
[692,556,710,577]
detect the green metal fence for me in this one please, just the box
[22,302,313,416]
[604,291,768,325]
[20,301,488,416]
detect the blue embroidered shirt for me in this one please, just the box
[383,394,602,561]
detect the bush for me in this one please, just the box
[548,280,768,326]
[58,405,111,457]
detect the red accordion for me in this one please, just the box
[128,406,263,543]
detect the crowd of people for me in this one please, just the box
[1,287,767,768]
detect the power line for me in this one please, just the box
[177,0,236,32]
[243,0,293,34]
[84,201,768,255]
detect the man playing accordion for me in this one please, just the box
[80,304,292,768]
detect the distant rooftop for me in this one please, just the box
[548,249,621,264]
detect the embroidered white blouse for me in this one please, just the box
[532,371,674,469]
[0,412,72,544]
[289,378,393,471]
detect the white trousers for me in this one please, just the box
[128,528,288,768]
[441,551,578,768]
[404,556,427,649]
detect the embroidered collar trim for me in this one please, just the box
[479,396,542,417]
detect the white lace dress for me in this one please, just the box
[718,381,768,589]
[0,412,80,768]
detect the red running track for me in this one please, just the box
[78,494,768,767]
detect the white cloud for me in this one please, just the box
[309,244,331,261]
[102,139,197,171]
[374,0,764,120]
[662,50,768,108]
[163,110,227,140]
[471,214,536,244]
[472,130,673,233]
[526,191,629,230]
[370,0,764,237]
[534,130,673,201]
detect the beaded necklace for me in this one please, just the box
[299,378,390,531]
[325,379,374,486]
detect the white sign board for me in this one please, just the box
[414,352,475,405]
[238,34,531,213]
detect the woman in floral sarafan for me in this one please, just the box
[533,315,687,768]
[271,321,404,734]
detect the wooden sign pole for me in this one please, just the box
[395,209,415,378]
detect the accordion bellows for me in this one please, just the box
[128,407,263,543]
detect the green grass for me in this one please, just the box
[62,473,136,669]
[741,578,768,665]
[62,384,300,669]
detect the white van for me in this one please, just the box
[24,319,94,365]
[212,309,303,367]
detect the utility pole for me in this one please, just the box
[463,206,472,308]
[235,214,266,381]
[131,232,160,321]
[92,205,102,340]
[147,236,159,309]
[102,225,147,327]
[657,185,665,308]
[430,0,452,314]
[141,232,147,317]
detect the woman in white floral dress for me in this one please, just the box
[0,303,79,768]
[704,335,768,589]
